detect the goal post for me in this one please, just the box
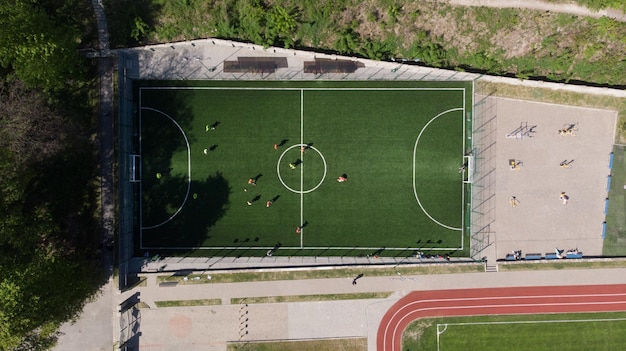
[129,154,141,182]
[464,154,474,184]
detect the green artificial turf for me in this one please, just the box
[138,81,471,256]
[403,312,626,351]
[604,145,626,256]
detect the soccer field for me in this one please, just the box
[137,81,472,256]
[403,313,626,351]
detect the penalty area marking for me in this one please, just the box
[277,143,328,194]
[413,107,464,231]
[140,107,192,230]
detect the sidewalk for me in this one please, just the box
[120,267,626,351]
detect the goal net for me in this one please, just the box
[129,154,141,182]
[464,154,474,184]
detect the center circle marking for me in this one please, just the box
[277,144,327,194]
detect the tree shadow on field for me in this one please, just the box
[142,172,230,248]
[141,88,198,248]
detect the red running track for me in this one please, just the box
[377,284,626,351]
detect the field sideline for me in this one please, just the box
[136,81,472,256]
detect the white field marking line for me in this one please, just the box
[300,89,304,248]
[434,319,626,351]
[461,88,467,249]
[140,244,459,250]
[413,107,464,231]
[434,318,626,351]
[276,144,327,194]
[382,291,626,351]
[441,317,626,327]
[140,87,467,92]
[139,92,143,248]
[436,324,448,335]
[390,301,626,351]
[139,86,467,248]
[140,107,192,230]
[436,324,447,351]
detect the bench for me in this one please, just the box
[505,254,517,261]
[525,253,542,260]
[223,57,288,74]
[545,253,559,260]
[158,281,178,287]
[303,58,365,74]
[566,252,583,259]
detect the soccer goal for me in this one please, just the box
[464,154,474,184]
[129,154,141,182]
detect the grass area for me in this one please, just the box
[154,299,222,307]
[155,263,484,284]
[499,259,626,271]
[107,0,626,86]
[228,337,367,351]
[604,145,626,256]
[139,81,471,256]
[136,301,151,309]
[231,291,391,304]
[403,312,626,351]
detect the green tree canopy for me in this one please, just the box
[0,1,84,91]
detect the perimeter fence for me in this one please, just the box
[468,88,498,259]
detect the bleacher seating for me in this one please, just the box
[525,253,542,260]
[566,251,583,259]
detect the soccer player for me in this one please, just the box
[266,200,272,207]
[248,178,257,186]
[559,192,569,205]
[337,174,348,182]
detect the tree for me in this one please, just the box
[265,5,298,48]
[0,1,84,91]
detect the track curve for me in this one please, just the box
[377,284,626,351]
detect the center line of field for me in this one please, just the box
[300,89,304,248]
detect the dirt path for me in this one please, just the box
[378,284,626,351]
[444,0,626,22]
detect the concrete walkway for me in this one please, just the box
[52,0,115,350]
[120,266,626,351]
